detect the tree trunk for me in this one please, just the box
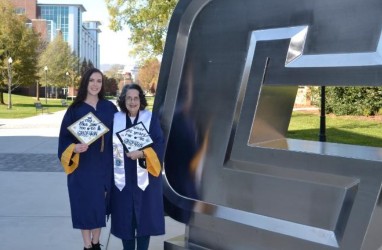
[36,81,40,101]
[0,91,4,105]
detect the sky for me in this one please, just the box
[38,0,135,68]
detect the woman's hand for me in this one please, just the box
[74,143,88,153]
[126,150,144,160]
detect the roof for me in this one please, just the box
[37,3,86,12]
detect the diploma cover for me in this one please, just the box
[116,122,153,152]
[67,112,109,145]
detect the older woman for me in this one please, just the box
[110,83,165,250]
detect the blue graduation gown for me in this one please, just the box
[110,112,165,240]
[58,100,117,229]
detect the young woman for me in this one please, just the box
[111,83,165,250]
[58,68,118,250]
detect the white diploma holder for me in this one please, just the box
[116,122,153,152]
[67,112,109,145]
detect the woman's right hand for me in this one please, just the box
[74,143,88,153]
[126,150,145,160]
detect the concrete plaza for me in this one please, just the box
[0,110,184,250]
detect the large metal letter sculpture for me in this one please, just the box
[155,0,382,249]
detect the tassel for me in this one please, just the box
[100,135,104,152]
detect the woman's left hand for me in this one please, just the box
[126,150,144,160]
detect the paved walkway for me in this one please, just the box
[0,110,184,250]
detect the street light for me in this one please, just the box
[71,74,74,101]
[7,57,13,109]
[44,66,48,104]
[65,72,69,100]
[319,86,326,142]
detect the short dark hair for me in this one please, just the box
[117,83,148,114]
[71,68,105,107]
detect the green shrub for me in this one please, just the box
[324,87,382,116]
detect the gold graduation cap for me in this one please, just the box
[60,143,80,174]
[143,147,161,177]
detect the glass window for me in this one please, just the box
[15,8,26,15]
[40,6,69,42]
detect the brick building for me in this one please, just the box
[9,0,101,98]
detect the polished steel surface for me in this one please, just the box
[155,0,382,249]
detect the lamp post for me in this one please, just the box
[7,57,13,109]
[65,72,69,100]
[319,86,326,142]
[36,80,40,101]
[44,66,48,104]
[70,74,74,101]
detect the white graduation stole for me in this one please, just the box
[113,110,152,191]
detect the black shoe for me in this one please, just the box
[84,247,92,250]
[92,242,102,250]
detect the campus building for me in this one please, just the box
[9,0,101,68]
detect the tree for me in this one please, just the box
[325,87,382,116]
[80,58,88,77]
[104,76,118,96]
[35,39,49,101]
[80,58,95,77]
[137,58,160,93]
[87,59,94,69]
[38,33,79,98]
[103,64,125,79]
[0,0,40,105]
[106,0,178,60]
[65,51,80,99]
[103,64,127,89]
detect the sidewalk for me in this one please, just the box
[0,110,184,250]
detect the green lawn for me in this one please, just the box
[288,111,382,147]
[2,94,381,148]
[146,96,154,111]
[0,94,154,119]
[0,94,72,118]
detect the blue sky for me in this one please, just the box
[38,0,134,67]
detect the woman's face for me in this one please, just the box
[87,72,103,97]
[125,89,140,116]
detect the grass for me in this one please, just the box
[0,94,72,118]
[1,94,381,148]
[146,96,154,110]
[0,94,155,119]
[287,111,382,147]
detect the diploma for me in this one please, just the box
[67,112,109,145]
[116,122,153,152]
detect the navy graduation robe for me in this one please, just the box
[58,100,117,229]
[110,111,165,240]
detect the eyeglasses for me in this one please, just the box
[126,97,140,103]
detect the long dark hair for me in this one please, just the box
[70,68,105,107]
[117,83,148,114]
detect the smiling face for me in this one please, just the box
[125,89,140,117]
[87,72,103,97]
